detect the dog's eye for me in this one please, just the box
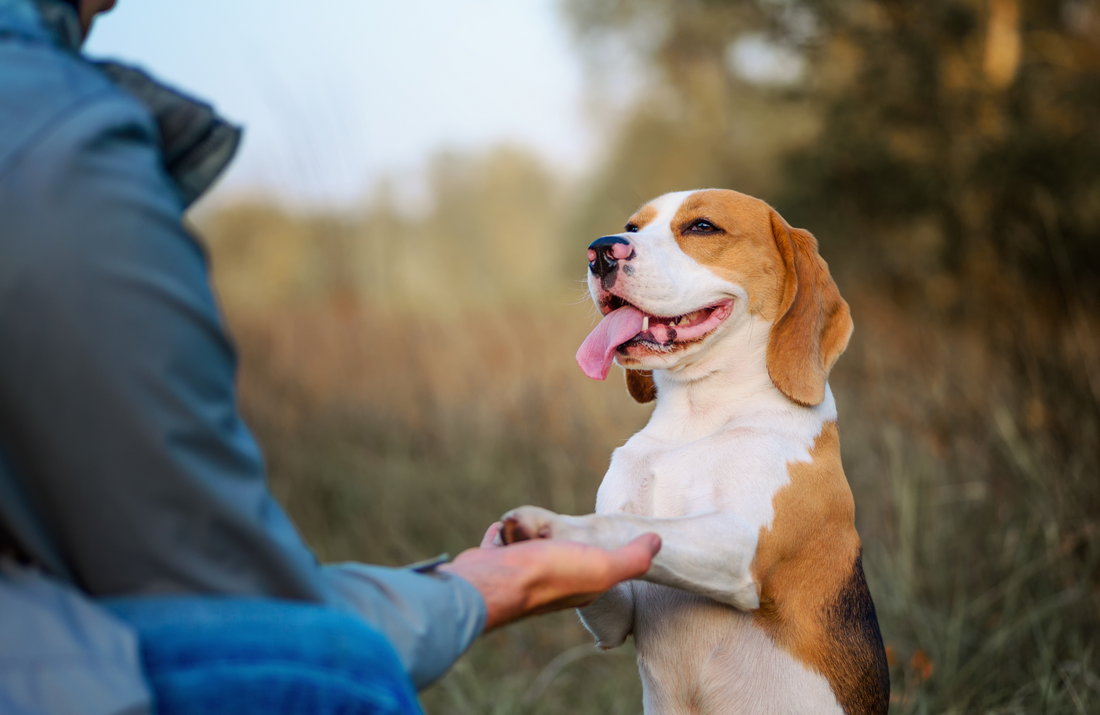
[624,223,639,233]
[689,220,717,232]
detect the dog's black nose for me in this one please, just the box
[587,236,633,281]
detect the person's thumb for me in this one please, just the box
[607,533,661,581]
[480,521,503,548]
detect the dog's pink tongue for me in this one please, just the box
[576,305,646,380]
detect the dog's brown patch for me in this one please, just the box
[670,190,787,321]
[625,369,657,403]
[627,203,659,232]
[751,421,889,714]
[767,214,853,407]
[666,189,851,406]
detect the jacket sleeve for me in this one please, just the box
[0,84,484,689]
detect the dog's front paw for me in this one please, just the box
[499,506,561,544]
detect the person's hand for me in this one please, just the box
[439,522,660,631]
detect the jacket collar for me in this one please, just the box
[0,0,56,44]
[30,0,82,50]
[2,0,241,208]
[0,0,81,51]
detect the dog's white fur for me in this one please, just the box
[501,190,882,714]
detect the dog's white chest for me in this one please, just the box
[595,399,831,524]
[595,435,725,518]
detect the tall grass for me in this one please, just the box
[197,161,1099,710]
[208,291,1098,714]
[227,305,653,713]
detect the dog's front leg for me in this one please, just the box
[578,582,635,649]
[501,506,760,611]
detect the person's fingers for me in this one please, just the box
[528,593,599,616]
[522,535,660,616]
[480,522,502,549]
[602,533,661,583]
[443,532,663,630]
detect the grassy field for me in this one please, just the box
[186,0,1100,707]
[211,270,1098,713]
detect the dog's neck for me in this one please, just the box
[647,312,807,441]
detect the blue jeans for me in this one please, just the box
[103,597,423,715]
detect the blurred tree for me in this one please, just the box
[563,0,1100,422]
[777,0,1100,461]
[562,0,819,241]
[565,0,1100,295]
[787,0,1100,308]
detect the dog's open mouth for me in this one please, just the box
[576,297,734,380]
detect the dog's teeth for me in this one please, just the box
[642,317,649,332]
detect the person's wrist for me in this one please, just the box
[439,546,539,631]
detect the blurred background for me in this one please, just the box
[89,1,1099,712]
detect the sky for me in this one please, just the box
[84,0,592,208]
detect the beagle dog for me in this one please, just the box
[500,190,889,715]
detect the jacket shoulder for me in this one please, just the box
[0,37,154,173]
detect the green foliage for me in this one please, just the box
[784,0,1100,291]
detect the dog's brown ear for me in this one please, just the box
[766,211,853,407]
[625,369,657,403]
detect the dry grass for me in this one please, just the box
[193,119,1099,710]
[227,303,654,713]
[211,280,1099,713]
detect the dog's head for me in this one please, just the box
[576,189,852,407]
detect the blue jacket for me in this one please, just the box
[0,0,485,709]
